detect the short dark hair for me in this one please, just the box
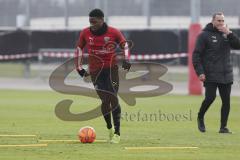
[212,12,224,20]
[89,9,104,18]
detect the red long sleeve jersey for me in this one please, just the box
[75,26,129,73]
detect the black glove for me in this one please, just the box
[122,60,131,71]
[77,69,89,77]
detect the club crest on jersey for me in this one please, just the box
[89,37,94,45]
[104,37,110,43]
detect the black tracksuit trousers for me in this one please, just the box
[198,82,232,129]
[91,65,121,135]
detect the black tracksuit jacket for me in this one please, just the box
[193,23,240,83]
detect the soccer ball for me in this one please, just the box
[78,126,96,143]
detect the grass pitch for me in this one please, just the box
[0,89,240,160]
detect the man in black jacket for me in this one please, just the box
[192,12,240,133]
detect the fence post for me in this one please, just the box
[23,60,30,78]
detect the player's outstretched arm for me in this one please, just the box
[74,47,89,77]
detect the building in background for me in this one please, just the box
[1,0,240,29]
